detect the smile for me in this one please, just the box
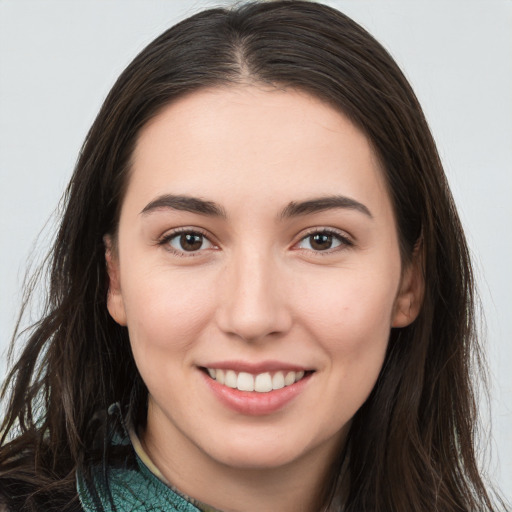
[205,368,307,393]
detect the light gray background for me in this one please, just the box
[1,0,511,500]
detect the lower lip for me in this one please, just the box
[202,371,312,416]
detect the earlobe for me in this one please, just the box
[392,243,424,328]
[104,235,127,326]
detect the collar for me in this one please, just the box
[76,403,222,512]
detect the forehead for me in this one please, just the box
[126,85,391,216]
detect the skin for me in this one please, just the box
[106,85,423,512]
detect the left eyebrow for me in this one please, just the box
[279,195,373,219]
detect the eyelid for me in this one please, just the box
[156,225,354,257]
[292,227,354,253]
[157,226,219,257]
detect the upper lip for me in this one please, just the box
[199,360,313,374]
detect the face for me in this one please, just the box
[106,86,421,478]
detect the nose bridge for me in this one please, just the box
[216,242,291,342]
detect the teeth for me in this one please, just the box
[254,372,272,392]
[271,372,285,390]
[237,372,254,392]
[284,371,296,386]
[225,370,237,389]
[206,368,307,393]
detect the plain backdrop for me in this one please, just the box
[0,0,511,501]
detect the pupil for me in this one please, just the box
[181,233,202,251]
[311,233,332,250]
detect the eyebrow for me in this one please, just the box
[280,195,373,219]
[141,194,227,218]
[140,194,372,220]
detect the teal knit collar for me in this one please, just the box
[76,403,218,512]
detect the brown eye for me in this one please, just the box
[310,233,334,250]
[168,231,213,253]
[296,230,349,252]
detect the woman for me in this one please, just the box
[0,1,506,511]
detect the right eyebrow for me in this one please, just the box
[140,194,227,218]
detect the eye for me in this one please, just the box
[296,230,352,252]
[164,230,214,254]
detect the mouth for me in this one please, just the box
[201,367,313,393]
[200,364,315,415]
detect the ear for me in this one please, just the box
[104,235,127,326]
[391,242,424,328]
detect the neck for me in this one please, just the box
[140,422,345,512]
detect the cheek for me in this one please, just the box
[121,265,217,358]
[296,267,398,345]
[292,263,399,410]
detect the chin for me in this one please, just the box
[212,446,302,471]
[199,428,330,471]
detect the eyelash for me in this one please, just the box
[157,227,354,257]
[294,228,354,255]
[158,227,216,257]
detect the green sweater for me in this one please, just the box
[77,453,201,512]
[76,403,219,512]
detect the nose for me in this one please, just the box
[215,248,292,343]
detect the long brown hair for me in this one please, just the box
[0,1,506,510]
